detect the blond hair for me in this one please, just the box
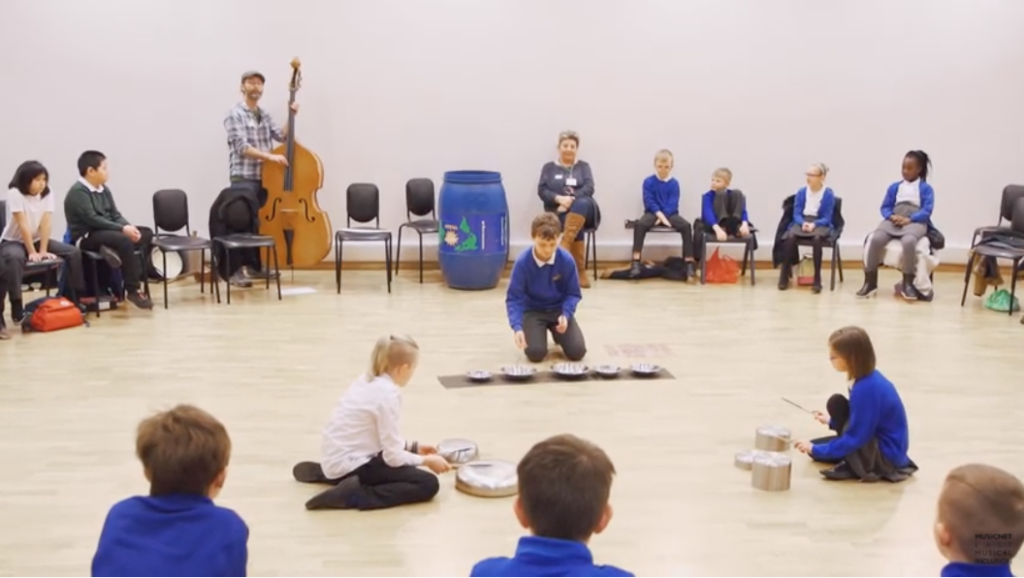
[810,162,830,177]
[713,167,732,183]
[369,334,420,377]
[654,149,674,164]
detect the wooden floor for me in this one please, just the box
[1,268,1021,577]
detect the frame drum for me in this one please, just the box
[438,438,479,467]
[151,247,188,279]
[455,459,518,498]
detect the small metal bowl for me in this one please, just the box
[438,438,480,467]
[466,370,492,382]
[500,365,537,381]
[551,362,589,379]
[630,362,662,377]
[593,364,622,377]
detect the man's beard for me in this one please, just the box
[247,90,262,100]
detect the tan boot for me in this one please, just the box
[571,240,591,288]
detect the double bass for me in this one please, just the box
[260,58,332,268]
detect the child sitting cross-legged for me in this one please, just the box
[292,334,451,510]
[91,405,249,577]
[470,434,632,577]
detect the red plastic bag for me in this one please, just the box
[705,248,740,284]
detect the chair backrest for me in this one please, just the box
[0,199,6,232]
[347,183,380,226]
[1012,196,1024,234]
[1000,185,1024,224]
[152,189,190,234]
[405,178,435,219]
[832,196,845,232]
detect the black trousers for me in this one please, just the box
[781,225,829,280]
[632,212,694,258]
[0,239,86,304]
[79,227,153,292]
[317,455,439,511]
[522,308,586,362]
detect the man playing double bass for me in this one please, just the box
[212,70,299,287]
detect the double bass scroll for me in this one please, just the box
[259,57,333,269]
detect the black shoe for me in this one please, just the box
[821,461,856,481]
[778,265,791,290]
[812,279,822,294]
[126,291,154,310]
[856,271,878,297]
[99,246,122,269]
[628,261,642,278]
[900,274,919,301]
[305,476,360,510]
[293,461,329,484]
[684,261,696,281]
[916,288,934,302]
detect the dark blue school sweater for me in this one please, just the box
[700,189,749,224]
[471,536,633,577]
[941,562,1014,577]
[91,494,249,577]
[642,175,680,215]
[811,369,911,466]
[506,247,581,331]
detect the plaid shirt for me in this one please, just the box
[223,102,285,180]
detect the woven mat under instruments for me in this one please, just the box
[438,368,675,389]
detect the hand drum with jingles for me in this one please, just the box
[754,425,792,452]
[455,459,518,498]
[437,438,479,468]
[751,452,792,492]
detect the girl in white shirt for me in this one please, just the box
[292,334,451,510]
[1,161,85,324]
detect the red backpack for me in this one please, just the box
[24,297,85,333]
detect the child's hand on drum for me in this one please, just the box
[812,410,829,425]
[423,454,452,474]
[513,331,526,349]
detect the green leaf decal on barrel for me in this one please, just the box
[455,217,478,251]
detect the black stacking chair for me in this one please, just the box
[969,185,1024,247]
[395,178,439,283]
[793,195,846,291]
[335,183,393,293]
[622,218,688,260]
[961,195,1024,316]
[0,200,64,296]
[80,243,150,316]
[151,189,213,309]
[211,234,281,305]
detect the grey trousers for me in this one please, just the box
[864,220,928,275]
[522,308,586,362]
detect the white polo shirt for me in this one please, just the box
[2,188,55,243]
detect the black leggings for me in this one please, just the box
[313,454,439,511]
[809,394,850,459]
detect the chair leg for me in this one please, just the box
[700,239,708,285]
[830,244,838,292]
[589,232,598,281]
[212,249,221,304]
[395,226,404,276]
[1007,259,1020,317]
[836,243,844,282]
[385,237,392,294]
[960,252,975,307]
[273,244,282,300]
[162,250,169,309]
[89,258,101,317]
[335,238,343,294]
[748,240,756,286]
[418,233,424,284]
[225,250,232,305]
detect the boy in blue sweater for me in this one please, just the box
[934,464,1023,577]
[630,150,696,279]
[506,213,585,363]
[470,434,632,577]
[794,326,918,482]
[700,167,751,241]
[92,405,249,577]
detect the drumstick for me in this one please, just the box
[781,397,814,414]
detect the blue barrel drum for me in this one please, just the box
[437,170,510,290]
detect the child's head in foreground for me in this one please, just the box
[935,463,1024,566]
[530,213,562,262]
[514,433,616,543]
[136,404,231,499]
[710,167,732,192]
[368,333,420,386]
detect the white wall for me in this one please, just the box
[2,0,1022,264]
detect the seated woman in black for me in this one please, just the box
[536,130,600,288]
[777,163,836,294]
